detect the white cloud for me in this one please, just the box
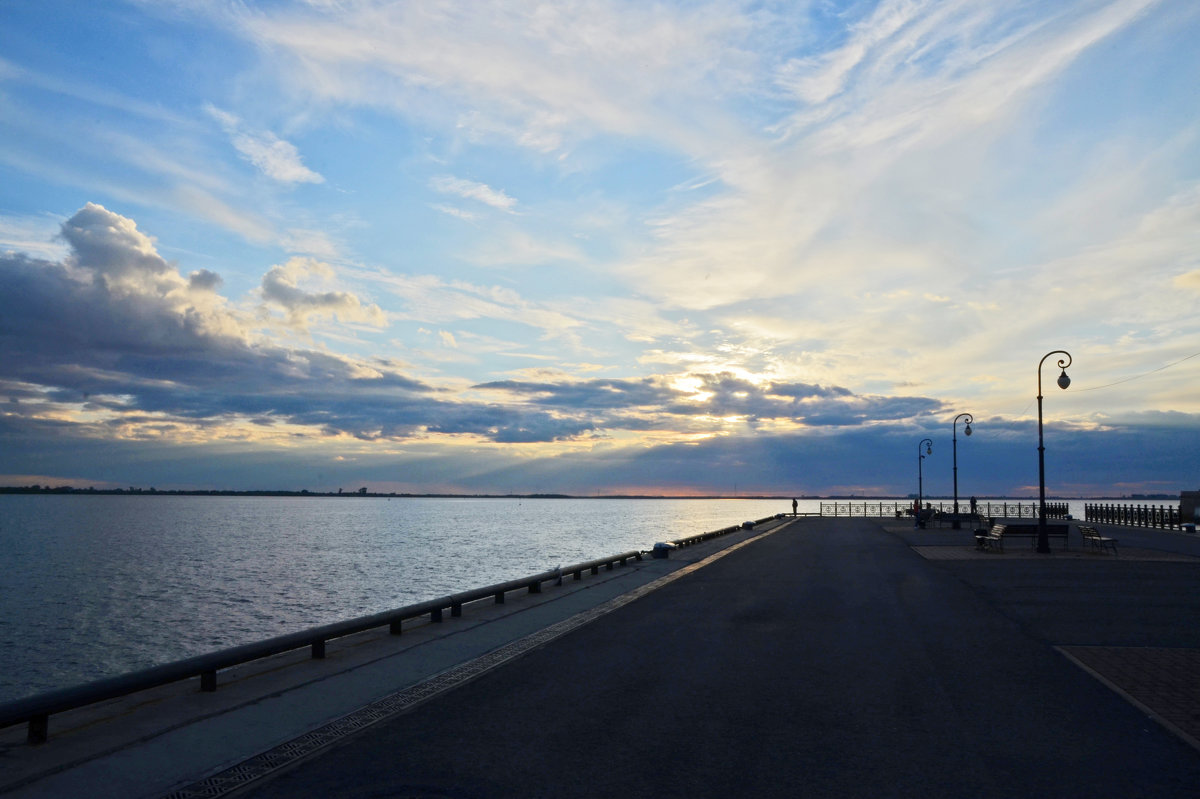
[260,257,387,328]
[373,271,583,341]
[429,176,517,211]
[1176,270,1200,292]
[430,204,478,221]
[62,202,178,288]
[206,105,324,184]
[221,1,754,158]
[171,184,276,244]
[464,230,583,267]
[282,228,339,258]
[0,212,69,260]
[776,0,926,105]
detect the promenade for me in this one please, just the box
[5,516,1200,797]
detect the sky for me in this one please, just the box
[1,0,1198,498]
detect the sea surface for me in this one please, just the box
[0,495,789,703]
[0,495,1173,704]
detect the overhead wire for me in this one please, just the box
[988,349,1199,420]
[1071,350,1200,393]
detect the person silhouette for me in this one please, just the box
[792,498,798,516]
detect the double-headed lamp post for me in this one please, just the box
[1037,350,1072,553]
[951,413,973,530]
[916,438,933,528]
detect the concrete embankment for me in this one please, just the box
[5,516,1200,798]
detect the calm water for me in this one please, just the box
[0,495,791,703]
[0,495,1172,703]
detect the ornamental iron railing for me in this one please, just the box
[1084,503,1181,530]
[820,501,1066,519]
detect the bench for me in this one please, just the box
[935,512,982,529]
[983,520,1070,550]
[976,524,1006,552]
[1078,525,1118,554]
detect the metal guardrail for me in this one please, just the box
[1,514,789,745]
[1085,503,1181,530]
[0,549,644,744]
[670,514,784,548]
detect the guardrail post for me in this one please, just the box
[494,591,506,604]
[451,602,463,617]
[201,670,217,692]
[311,639,326,659]
[590,565,599,575]
[28,714,48,744]
[431,607,443,623]
[528,581,541,594]
[573,569,582,580]
[390,620,403,635]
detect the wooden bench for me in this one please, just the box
[983,520,1070,550]
[1078,525,1118,554]
[976,524,1006,552]
[935,512,982,529]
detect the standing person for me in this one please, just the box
[792,498,798,516]
[970,496,978,516]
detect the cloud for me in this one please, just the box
[260,257,387,328]
[221,0,754,159]
[0,203,1193,489]
[1175,269,1200,291]
[429,176,517,211]
[430,204,478,221]
[1,205,419,425]
[188,269,223,292]
[0,212,69,260]
[61,201,177,286]
[376,272,584,341]
[464,230,585,268]
[0,205,624,447]
[282,228,339,258]
[170,184,277,244]
[207,105,323,184]
[775,0,923,105]
[477,372,942,429]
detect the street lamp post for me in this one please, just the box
[916,438,933,528]
[1037,350,1072,553]
[951,413,973,530]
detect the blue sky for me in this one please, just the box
[1,0,1198,497]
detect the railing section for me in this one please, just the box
[1084,503,1181,530]
[819,501,1066,519]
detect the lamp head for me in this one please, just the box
[925,443,932,456]
[964,423,972,437]
[1057,369,1071,390]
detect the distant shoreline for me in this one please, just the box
[0,486,1179,501]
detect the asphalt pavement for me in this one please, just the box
[235,516,1200,798]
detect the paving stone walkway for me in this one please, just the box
[1060,646,1200,753]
